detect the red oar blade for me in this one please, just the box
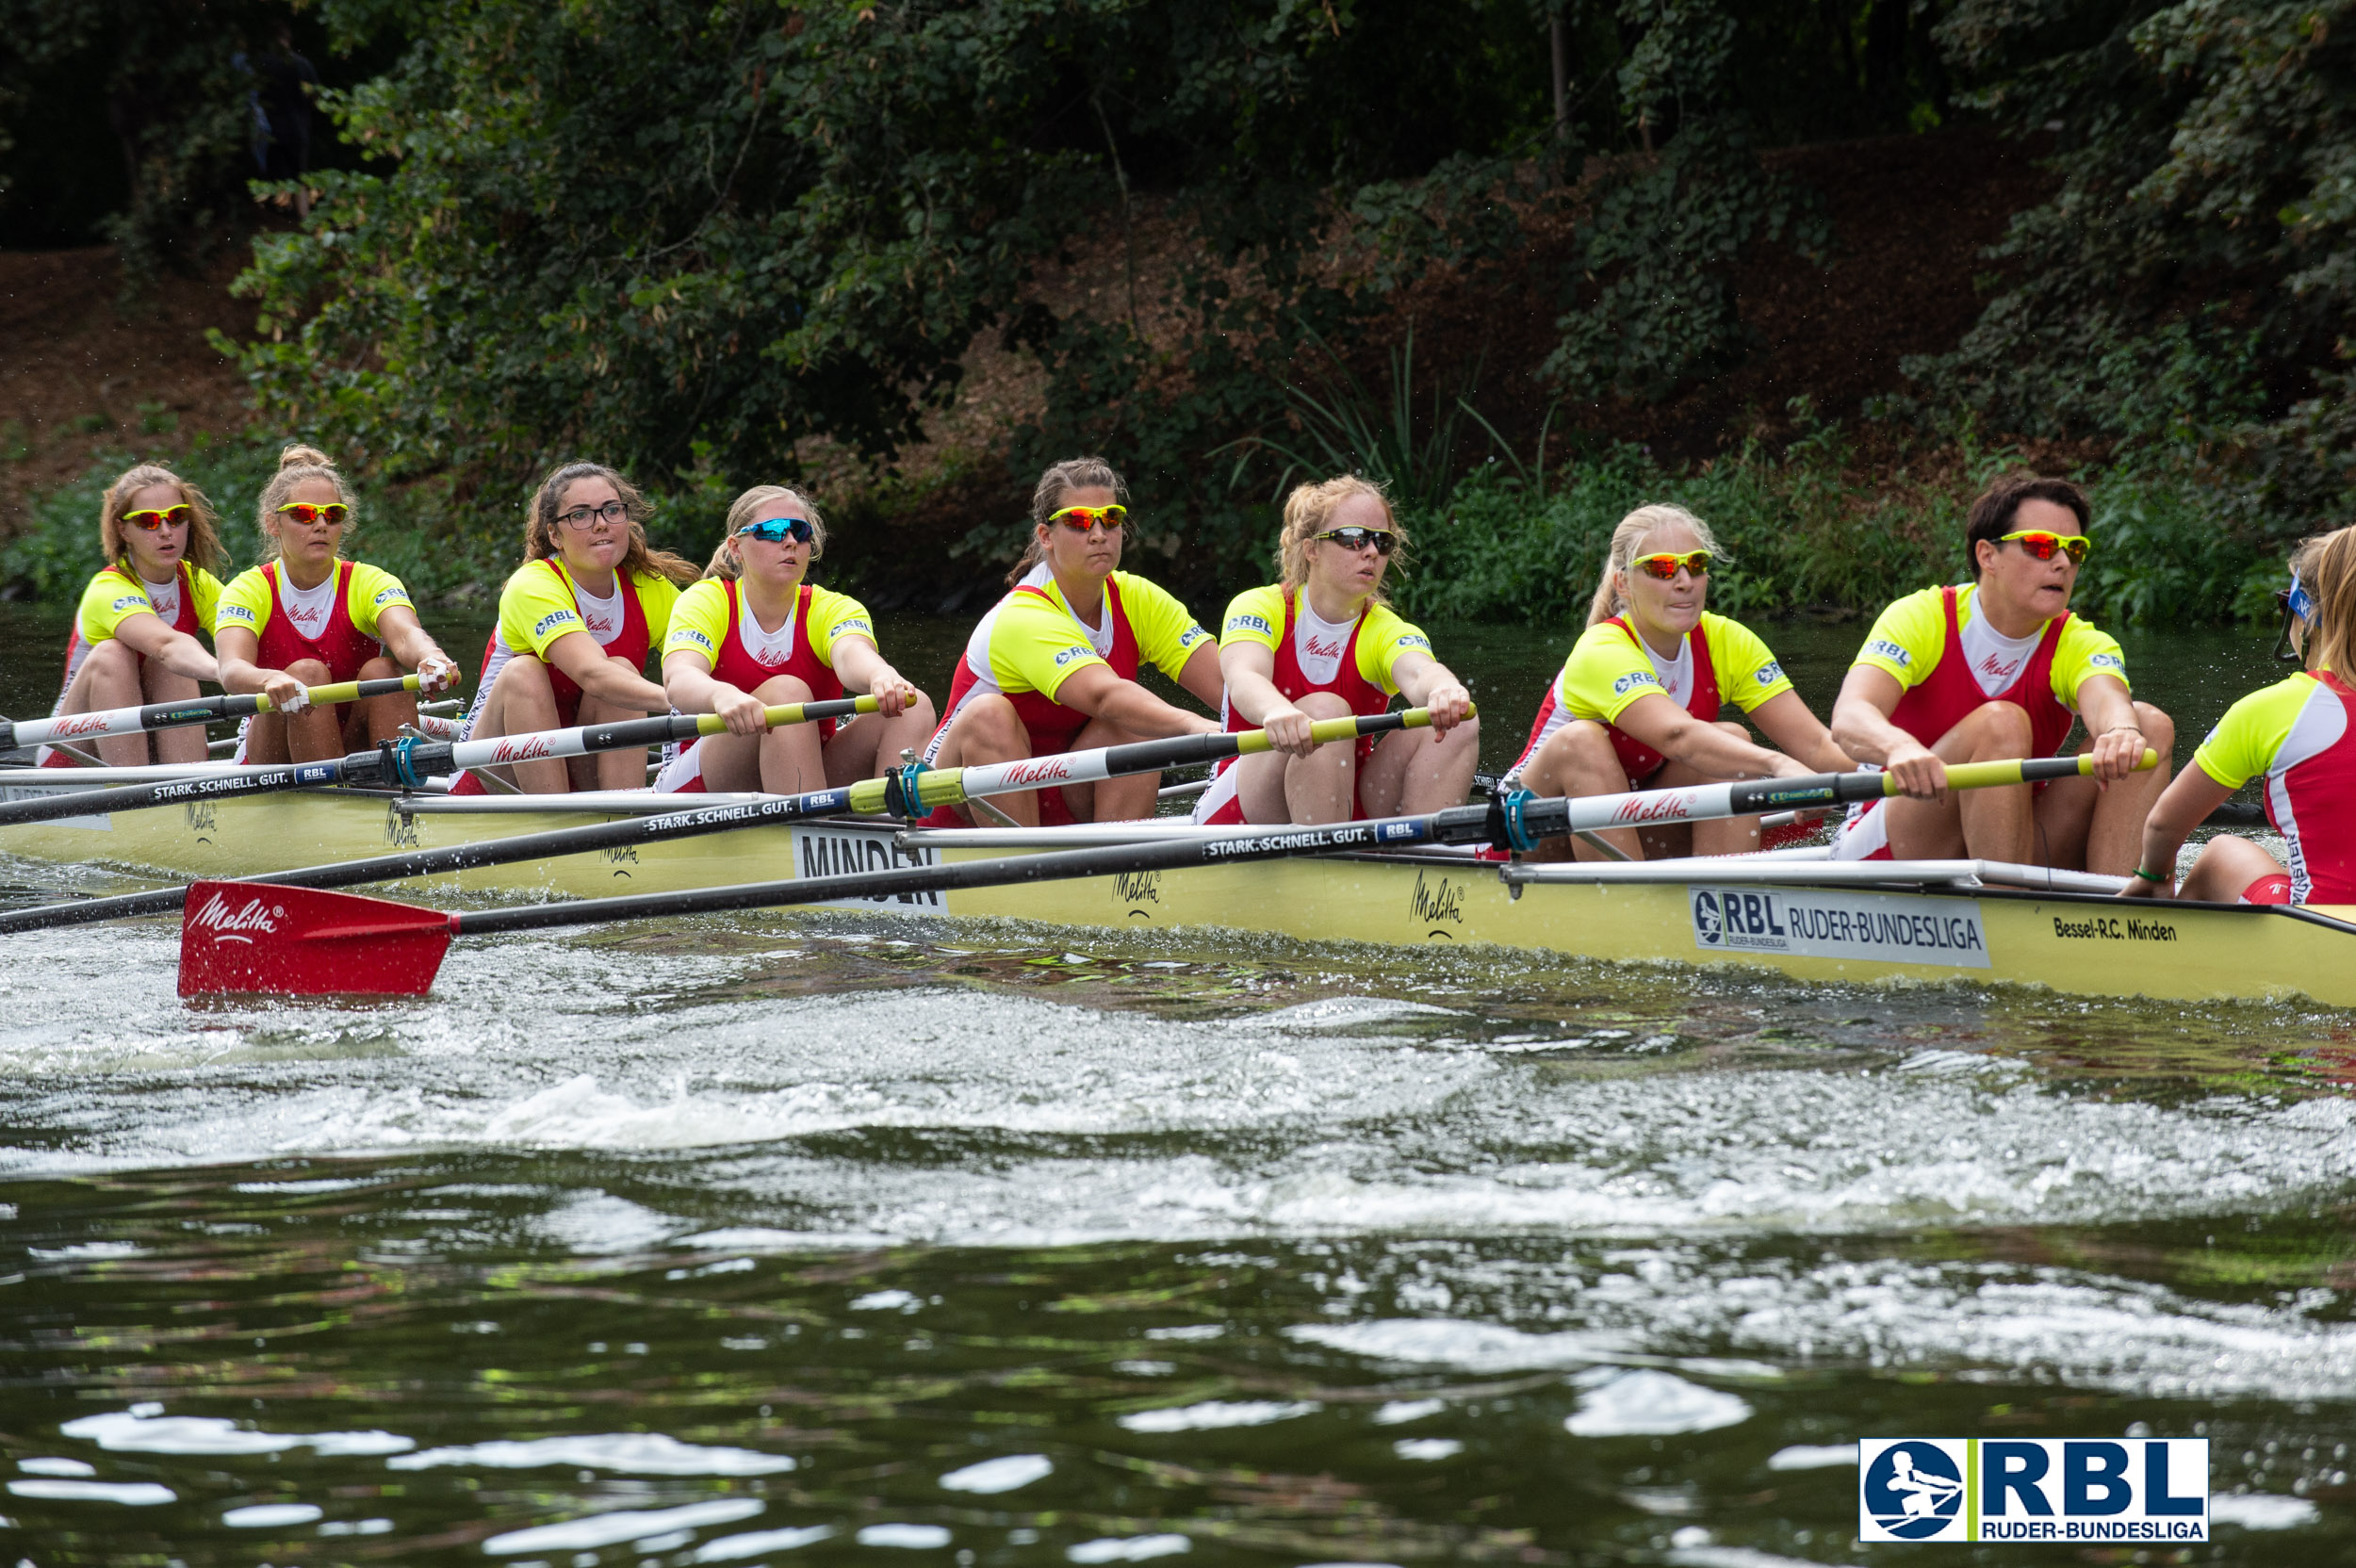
[179,881,456,999]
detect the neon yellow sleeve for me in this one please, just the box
[1113,571,1215,679]
[344,562,415,639]
[806,584,876,666]
[1560,621,1665,726]
[2192,675,2315,791]
[1354,602,1433,697]
[2053,615,2130,707]
[497,563,584,661]
[213,567,274,642]
[631,570,679,662]
[1703,612,1795,713]
[74,566,155,645]
[1851,587,1945,690]
[1219,585,1286,653]
[188,567,223,637]
[663,579,729,665]
[989,592,1105,701]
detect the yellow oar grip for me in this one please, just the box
[1889,749,2161,795]
[1235,706,1446,757]
[693,694,882,739]
[254,673,422,714]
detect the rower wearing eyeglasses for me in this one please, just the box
[457,461,701,792]
[922,456,1222,826]
[214,444,458,764]
[1507,503,1848,860]
[1194,476,1477,825]
[654,485,935,794]
[2119,527,2356,906]
[41,462,270,767]
[1829,473,2173,873]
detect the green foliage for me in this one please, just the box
[1905,0,2356,526]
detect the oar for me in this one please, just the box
[0,695,880,830]
[0,710,1432,936]
[0,676,422,753]
[176,749,2141,998]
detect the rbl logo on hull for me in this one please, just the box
[1859,1438,2208,1543]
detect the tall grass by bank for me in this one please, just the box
[1391,424,2286,629]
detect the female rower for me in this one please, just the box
[2121,526,2356,906]
[215,445,458,764]
[922,456,1222,825]
[1507,503,1850,859]
[44,463,283,767]
[460,462,699,793]
[657,484,934,793]
[1195,475,1477,825]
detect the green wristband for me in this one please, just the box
[2130,866,2168,883]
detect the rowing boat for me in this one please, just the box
[5,763,2351,1004]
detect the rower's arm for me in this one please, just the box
[1053,662,1220,738]
[1613,691,1812,780]
[2122,763,2233,899]
[112,610,221,688]
[1747,690,1853,775]
[1389,651,1474,736]
[546,629,669,713]
[1219,642,1315,757]
[827,636,923,718]
[1830,664,1946,798]
[2074,673,2150,785]
[1174,639,1226,711]
[211,625,319,711]
[370,605,458,695]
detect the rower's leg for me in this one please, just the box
[2053,700,2174,875]
[244,658,343,764]
[1515,721,1641,861]
[573,660,653,791]
[743,674,826,794]
[137,647,209,764]
[1064,711,1159,823]
[826,689,939,790]
[472,654,569,792]
[1359,704,1481,821]
[1249,690,1357,823]
[2177,835,2285,902]
[342,655,418,749]
[1654,721,1763,858]
[1882,701,2034,862]
[56,640,158,766]
[926,694,1035,825]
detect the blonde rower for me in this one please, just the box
[1196,476,1477,824]
[1508,504,1849,859]
[657,485,935,793]
[215,445,458,763]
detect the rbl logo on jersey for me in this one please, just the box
[1868,638,1911,666]
[1611,671,1661,695]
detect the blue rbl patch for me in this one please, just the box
[1756,662,1784,684]
[836,619,873,637]
[1054,645,1089,666]
[1179,626,1209,646]
[678,629,714,649]
[1227,614,1274,636]
[1611,671,1661,696]
[1859,1438,2207,1544]
[2088,652,2124,670]
[532,611,577,638]
[217,604,257,624]
[373,586,409,606]
[1868,638,1911,666]
[111,595,147,612]
[1397,634,1432,651]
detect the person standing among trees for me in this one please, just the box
[1828,473,2174,872]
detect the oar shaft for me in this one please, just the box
[0,675,420,751]
[447,695,875,771]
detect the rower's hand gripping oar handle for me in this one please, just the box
[254,673,422,715]
[843,707,1446,817]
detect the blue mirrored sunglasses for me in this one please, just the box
[738,516,814,545]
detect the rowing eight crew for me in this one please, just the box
[40,450,2354,907]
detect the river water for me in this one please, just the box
[0,601,2349,1567]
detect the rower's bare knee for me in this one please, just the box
[754,674,817,705]
[2131,700,2174,758]
[1294,691,1353,721]
[1961,701,2034,759]
[940,694,1026,766]
[1530,721,1623,796]
[285,658,334,685]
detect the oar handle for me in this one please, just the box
[688,694,880,738]
[1927,750,2159,794]
[255,674,422,714]
[1234,707,1437,756]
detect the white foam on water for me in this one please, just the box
[1369,1399,1445,1426]
[694,1525,837,1560]
[223,1502,322,1527]
[1563,1370,1753,1436]
[1765,1444,1857,1471]
[1288,1319,1630,1372]
[1067,1534,1192,1562]
[1393,1438,1464,1461]
[484,1497,765,1555]
[389,1432,794,1475]
[6,1478,174,1505]
[1116,1400,1320,1433]
[2209,1494,2321,1529]
[16,1458,94,1477]
[858,1524,953,1548]
[938,1454,1051,1494]
[59,1410,413,1458]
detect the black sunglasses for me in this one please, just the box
[1314,526,1397,556]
